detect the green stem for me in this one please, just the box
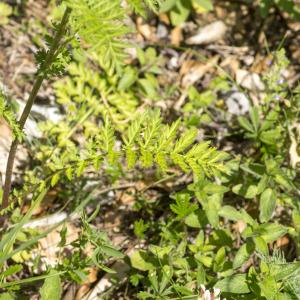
[1,7,72,210]
[0,271,67,288]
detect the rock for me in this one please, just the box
[186,21,227,45]
[289,123,300,168]
[236,69,265,91]
[225,90,250,115]
[136,17,157,41]
[168,56,179,69]
[156,23,168,39]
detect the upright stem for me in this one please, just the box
[1,7,72,209]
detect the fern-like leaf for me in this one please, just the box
[0,90,23,141]
[98,115,119,165]
[173,128,198,154]
[66,0,130,74]
[127,0,161,16]
[43,109,227,184]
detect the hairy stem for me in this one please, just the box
[1,7,72,210]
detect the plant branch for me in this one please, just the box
[1,7,72,210]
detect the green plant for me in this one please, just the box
[0,0,164,294]
[0,0,229,296]
[160,0,213,26]
[159,0,300,27]
[1,0,300,298]
[1,0,162,209]
[0,91,23,143]
[125,49,300,299]
[259,0,300,19]
[0,2,12,25]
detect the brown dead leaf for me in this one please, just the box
[220,56,240,75]
[135,181,146,191]
[76,285,90,300]
[215,5,227,19]
[159,13,170,25]
[88,268,98,283]
[232,220,247,234]
[136,17,157,42]
[0,118,12,140]
[180,55,219,89]
[179,59,196,77]
[63,283,77,300]
[173,55,219,111]
[171,26,183,46]
[276,235,290,248]
[250,53,274,74]
[118,187,136,205]
[83,259,132,300]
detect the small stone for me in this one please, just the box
[225,91,250,115]
[156,23,168,39]
[236,69,265,91]
[186,21,227,45]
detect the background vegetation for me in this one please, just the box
[0,0,300,299]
